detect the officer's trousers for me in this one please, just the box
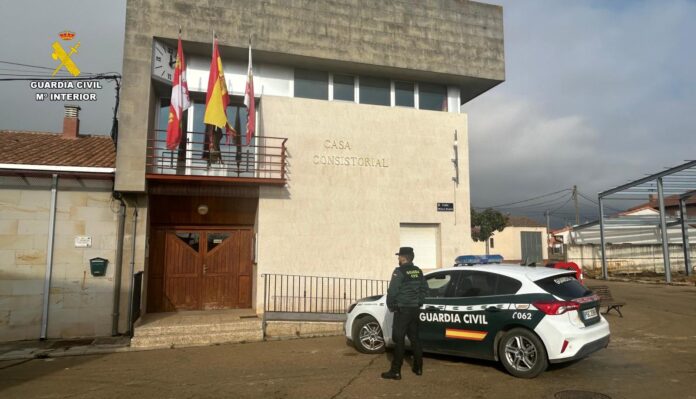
[390,306,423,372]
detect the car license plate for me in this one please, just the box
[583,308,598,319]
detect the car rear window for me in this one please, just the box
[535,274,591,300]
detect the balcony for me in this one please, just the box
[146,129,287,185]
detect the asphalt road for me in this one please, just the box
[1,279,695,399]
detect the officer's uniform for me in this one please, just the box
[384,247,429,378]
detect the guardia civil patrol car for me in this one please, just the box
[345,264,610,378]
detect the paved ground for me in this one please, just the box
[1,279,695,399]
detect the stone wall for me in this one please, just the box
[0,178,124,341]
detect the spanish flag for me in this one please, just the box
[204,37,234,139]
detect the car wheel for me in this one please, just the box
[352,316,385,354]
[498,328,548,378]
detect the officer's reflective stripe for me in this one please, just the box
[445,328,488,341]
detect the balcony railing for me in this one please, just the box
[146,129,287,184]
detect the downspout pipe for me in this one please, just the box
[111,192,127,336]
[40,174,59,340]
[126,204,138,336]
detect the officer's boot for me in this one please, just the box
[381,370,401,380]
[411,361,422,376]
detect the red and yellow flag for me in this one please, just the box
[204,37,234,139]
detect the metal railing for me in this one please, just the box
[262,273,389,324]
[146,129,287,182]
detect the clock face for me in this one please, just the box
[152,40,175,83]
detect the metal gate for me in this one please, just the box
[521,231,543,265]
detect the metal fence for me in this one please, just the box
[262,273,389,323]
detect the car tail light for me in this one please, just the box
[561,339,569,353]
[533,300,580,315]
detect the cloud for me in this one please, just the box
[464,0,696,225]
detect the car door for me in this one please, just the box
[441,270,523,360]
[419,270,460,353]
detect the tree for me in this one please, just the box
[471,208,508,255]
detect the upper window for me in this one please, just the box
[454,271,522,297]
[294,69,328,100]
[333,74,355,101]
[419,82,447,111]
[394,81,414,107]
[359,76,390,106]
[425,272,456,298]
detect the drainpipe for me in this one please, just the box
[126,205,138,335]
[111,193,127,336]
[40,174,59,340]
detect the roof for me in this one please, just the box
[626,195,696,211]
[437,264,571,281]
[0,130,115,168]
[507,215,545,228]
[549,226,572,235]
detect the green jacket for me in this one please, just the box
[386,262,428,310]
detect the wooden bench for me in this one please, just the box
[587,285,626,317]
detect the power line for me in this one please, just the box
[492,191,572,211]
[474,188,571,209]
[0,60,99,77]
[549,197,573,214]
[0,60,59,71]
[577,191,622,213]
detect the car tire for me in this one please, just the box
[498,328,548,378]
[352,316,385,354]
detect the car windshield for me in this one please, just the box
[534,274,591,300]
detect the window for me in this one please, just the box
[419,82,447,111]
[294,69,328,100]
[426,272,455,298]
[394,81,414,107]
[454,271,522,297]
[333,74,354,101]
[535,275,590,300]
[176,232,200,252]
[207,232,230,252]
[359,76,390,106]
[489,238,495,249]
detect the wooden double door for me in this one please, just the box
[148,227,253,312]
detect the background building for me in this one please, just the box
[470,215,548,264]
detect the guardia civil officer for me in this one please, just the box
[381,247,429,380]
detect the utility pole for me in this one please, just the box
[572,185,579,225]
[545,210,550,233]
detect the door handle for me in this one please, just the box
[203,264,207,275]
[485,306,501,313]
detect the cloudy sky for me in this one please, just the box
[1,1,694,227]
[464,0,696,226]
